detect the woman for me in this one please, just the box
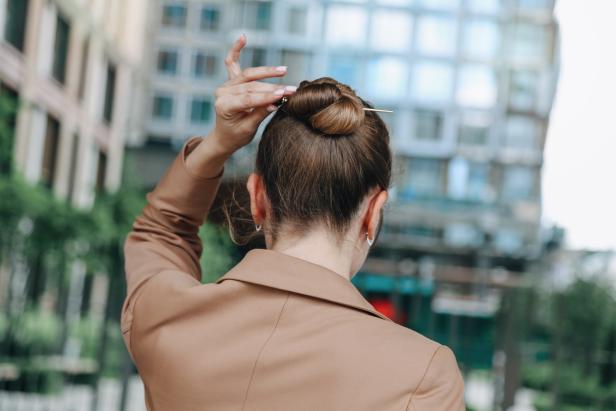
[122,34,465,411]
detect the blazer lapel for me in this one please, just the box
[216,248,392,322]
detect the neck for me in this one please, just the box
[270,227,356,280]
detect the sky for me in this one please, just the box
[542,0,616,250]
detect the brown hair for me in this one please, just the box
[226,76,392,246]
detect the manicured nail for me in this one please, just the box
[273,88,285,96]
[285,85,297,92]
[266,105,277,112]
[275,66,287,72]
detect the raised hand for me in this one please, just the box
[212,34,297,155]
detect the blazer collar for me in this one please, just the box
[216,248,392,322]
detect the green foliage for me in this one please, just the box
[199,222,239,283]
[10,307,62,355]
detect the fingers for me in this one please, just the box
[227,65,288,85]
[218,81,297,97]
[224,33,246,80]
[216,88,294,114]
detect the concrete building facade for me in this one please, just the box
[0,0,148,207]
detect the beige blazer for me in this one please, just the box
[122,137,466,411]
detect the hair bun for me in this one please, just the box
[284,77,365,135]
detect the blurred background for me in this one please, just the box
[0,0,614,410]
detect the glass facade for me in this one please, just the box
[193,52,218,78]
[200,6,221,31]
[4,0,29,51]
[190,98,212,124]
[370,10,413,52]
[416,16,457,57]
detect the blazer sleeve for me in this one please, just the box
[407,345,466,411]
[120,136,223,356]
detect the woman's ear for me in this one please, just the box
[365,190,388,243]
[247,173,266,225]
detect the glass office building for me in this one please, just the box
[140,0,559,370]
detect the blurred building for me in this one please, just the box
[134,0,559,371]
[0,0,148,207]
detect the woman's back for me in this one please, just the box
[122,138,464,411]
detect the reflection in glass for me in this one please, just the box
[411,61,454,103]
[504,115,538,150]
[463,20,500,60]
[456,65,497,108]
[326,6,367,47]
[416,16,457,57]
[371,10,412,52]
[366,57,408,99]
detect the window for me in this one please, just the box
[511,23,548,61]
[241,1,272,31]
[326,6,367,47]
[456,65,497,108]
[193,52,218,78]
[494,229,523,254]
[152,94,174,120]
[4,0,29,51]
[468,0,501,14]
[459,112,490,146]
[200,6,221,31]
[404,158,445,198]
[417,0,460,10]
[448,157,491,201]
[411,61,454,103]
[78,38,90,100]
[327,55,361,89]
[370,10,412,52]
[366,57,408,99]
[157,49,179,75]
[41,115,60,189]
[414,110,443,141]
[501,166,535,201]
[162,4,187,28]
[52,14,70,84]
[504,115,539,150]
[463,20,500,60]
[95,150,107,192]
[190,98,212,124]
[103,63,116,123]
[509,70,539,110]
[416,16,457,57]
[287,6,307,35]
[240,47,266,68]
[281,50,311,85]
[67,134,79,202]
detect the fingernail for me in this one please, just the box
[273,88,285,96]
[275,66,287,72]
[285,85,297,92]
[266,105,277,112]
